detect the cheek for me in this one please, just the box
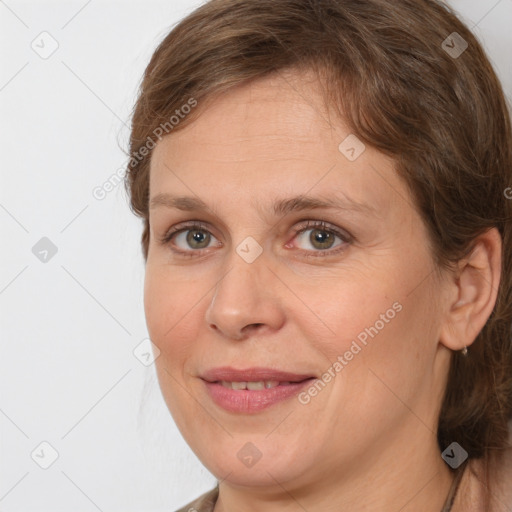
[143,266,203,423]
[296,257,435,384]
[143,265,203,361]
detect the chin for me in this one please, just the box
[195,438,312,488]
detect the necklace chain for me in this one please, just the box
[441,461,468,512]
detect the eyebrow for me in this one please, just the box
[149,193,377,217]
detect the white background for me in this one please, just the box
[1,1,511,510]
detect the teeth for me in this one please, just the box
[247,381,265,390]
[220,380,281,390]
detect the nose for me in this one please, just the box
[204,251,286,341]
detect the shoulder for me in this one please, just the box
[174,486,219,512]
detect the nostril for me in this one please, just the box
[247,323,264,331]
[239,323,265,337]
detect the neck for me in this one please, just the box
[213,428,455,512]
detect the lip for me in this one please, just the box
[200,366,316,383]
[203,380,315,413]
[200,366,316,414]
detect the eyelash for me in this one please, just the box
[159,220,352,259]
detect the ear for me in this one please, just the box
[439,228,502,351]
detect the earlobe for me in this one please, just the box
[439,228,502,352]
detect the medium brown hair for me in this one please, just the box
[124,0,512,507]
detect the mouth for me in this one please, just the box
[200,367,317,413]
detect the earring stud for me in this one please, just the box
[461,346,468,356]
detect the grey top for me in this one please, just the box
[175,485,218,512]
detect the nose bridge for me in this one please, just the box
[204,243,284,339]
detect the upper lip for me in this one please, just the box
[201,366,316,383]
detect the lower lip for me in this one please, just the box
[203,379,315,413]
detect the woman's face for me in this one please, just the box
[144,70,453,489]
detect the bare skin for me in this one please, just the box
[144,69,502,512]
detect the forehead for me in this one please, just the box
[160,71,334,157]
[149,71,409,220]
